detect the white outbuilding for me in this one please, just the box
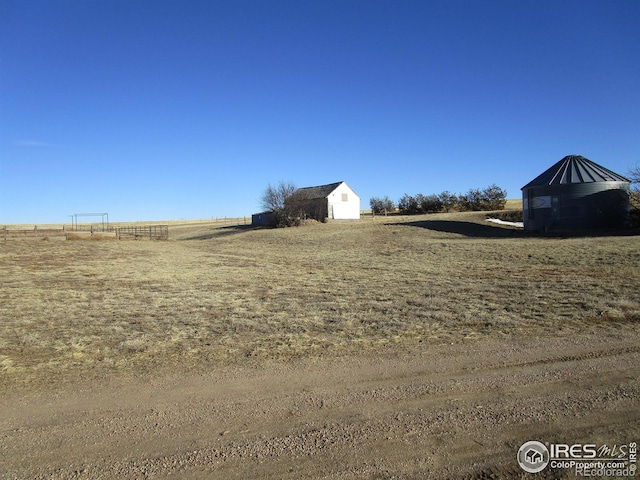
[288,181,361,221]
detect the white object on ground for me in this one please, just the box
[486,218,524,228]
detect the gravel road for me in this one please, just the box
[1,333,638,479]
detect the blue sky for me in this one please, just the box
[1,0,639,223]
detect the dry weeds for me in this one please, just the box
[1,211,639,387]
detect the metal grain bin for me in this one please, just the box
[521,155,631,232]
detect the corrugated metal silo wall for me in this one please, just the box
[523,182,630,232]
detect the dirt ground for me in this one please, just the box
[2,215,639,478]
[2,331,638,479]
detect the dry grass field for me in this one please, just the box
[1,210,639,478]
[1,210,638,386]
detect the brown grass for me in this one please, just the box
[1,211,638,387]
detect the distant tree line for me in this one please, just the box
[369,196,395,215]
[370,184,507,215]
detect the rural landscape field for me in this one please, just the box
[1,208,639,479]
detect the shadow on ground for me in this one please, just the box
[397,220,522,238]
[399,219,640,239]
[179,225,256,241]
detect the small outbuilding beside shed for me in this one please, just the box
[521,155,631,232]
[251,211,276,227]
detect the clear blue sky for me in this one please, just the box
[1,0,639,223]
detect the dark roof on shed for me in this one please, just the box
[522,155,630,189]
[293,181,344,199]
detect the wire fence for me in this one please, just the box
[1,226,68,240]
[2,225,169,241]
[112,225,168,240]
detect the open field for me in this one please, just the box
[2,210,638,383]
[1,211,639,478]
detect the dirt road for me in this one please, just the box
[1,332,638,479]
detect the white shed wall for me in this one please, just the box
[327,182,360,220]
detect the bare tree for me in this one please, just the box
[629,164,640,192]
[259,181,297,212]
[627,164,640,228]
[258,181,300,227]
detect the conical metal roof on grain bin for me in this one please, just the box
[522,155,630,190]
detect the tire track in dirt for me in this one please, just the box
[487,343,640,370]
[1,335,638,479]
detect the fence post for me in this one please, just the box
[34,226,37,239]
[3,226,6,241]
